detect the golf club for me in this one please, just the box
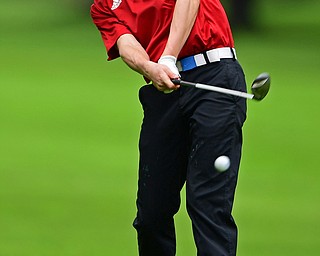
[172,72,271,101]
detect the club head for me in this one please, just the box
[251,73,271,101]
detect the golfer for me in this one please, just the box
[91,0,247,255]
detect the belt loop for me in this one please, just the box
[230,47,236,61]
[202,51,210,64]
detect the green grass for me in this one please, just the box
[1,1,320,255]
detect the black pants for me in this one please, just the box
[133,59,247,256]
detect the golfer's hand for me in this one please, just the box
[144,60,180,93]
[157,55,180,93]
[158,56,180,76]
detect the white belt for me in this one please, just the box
[177,47,237,72]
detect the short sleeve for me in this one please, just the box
[91,1,131,60]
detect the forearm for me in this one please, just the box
[117,34,152,77]
[117,34,180,91]
[162,0,200,57]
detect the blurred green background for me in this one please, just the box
[1,1,320,255]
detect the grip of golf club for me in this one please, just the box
[171,79,196,87]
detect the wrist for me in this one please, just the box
[158,55,177,64]
[140,60,156,80]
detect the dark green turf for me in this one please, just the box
[1,1,320,255]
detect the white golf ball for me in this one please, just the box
[214,156,230,172]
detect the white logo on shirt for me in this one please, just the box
[111,0,122,10]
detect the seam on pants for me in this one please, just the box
[223,103,238,256]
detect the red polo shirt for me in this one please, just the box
[91,0,234,62]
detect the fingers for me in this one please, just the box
[157,60,181,92]
[145,60,181,93]
[154,74,180,92]
[150,69,179,93]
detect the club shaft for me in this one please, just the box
[175,80,254,99]
[195,83,254,99]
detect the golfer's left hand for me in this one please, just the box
[158,55,180,93]
[158,55,180,76]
